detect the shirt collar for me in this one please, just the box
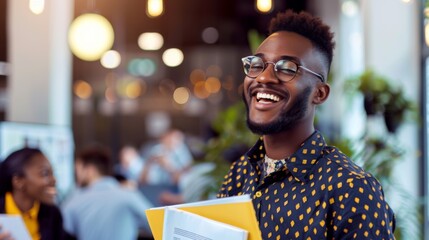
[5,192,40,219]
[86,176,119,190]
[246,131,327,182]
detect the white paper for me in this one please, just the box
[0,214,31,240]
[162,207,248,240]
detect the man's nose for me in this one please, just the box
[255,62,280,84]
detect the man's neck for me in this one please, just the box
[85,170,104,186]
[263,125,315,160]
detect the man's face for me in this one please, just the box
[74,159,89,187]
[243,31,324,135]
[244,85,312,135]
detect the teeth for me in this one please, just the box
[256,92,280,102]
[45,187,57,195]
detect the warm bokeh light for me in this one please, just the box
[117,76,146,98]
[73,80,92,99]
[147,0,164,18]
[190,69,206,84]
[162,48,184,67]
[138,32,164,50]
[68,13,114,61]
[29,0,44,15]
[100,50,121,69]
[205,77,221,93]
[194,81,210,99]
[173,87,190,104]
[341,0,358,16]
[125,81,143,99]
[201,27,219,44]
[256,0,273,13]
[128,58,156,77]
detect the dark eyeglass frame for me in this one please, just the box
[241,56,325,83]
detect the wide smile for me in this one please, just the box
[256,92,281,103]
[45,186,57,197]
[250,89,287,110]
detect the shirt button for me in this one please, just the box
[255,191,262,198]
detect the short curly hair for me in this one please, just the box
[269,10,335,69]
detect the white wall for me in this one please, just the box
[362,0,420,199]
[7,0,73,126]
[315,0,421,238]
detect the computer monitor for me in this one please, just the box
[0,121,75,202]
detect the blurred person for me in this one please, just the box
[0,147,70,240]
[217,10,395,239]
[113,173,138,190]
[115,145,144,183]
[61,144,153,240]
[138,129,194,207]
[158,162,217,205]
[139,129,193,187]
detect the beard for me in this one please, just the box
[244,86,312,135]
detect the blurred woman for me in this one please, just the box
[0,147,70,240]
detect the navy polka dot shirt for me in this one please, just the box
[218,131,395,239]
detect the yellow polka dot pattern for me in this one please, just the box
[217,131,395,240]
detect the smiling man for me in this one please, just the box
[217,10,396,239]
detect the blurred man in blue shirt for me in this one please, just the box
[61,145,153,240]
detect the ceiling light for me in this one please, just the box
[147,0,164,18]
[100,50,121,69]
[341,0,358,17]
[162,48,184,67]
[256,0,273,13]
[68,13,114,61]
[29,0,44,15]
[138,32,164,50]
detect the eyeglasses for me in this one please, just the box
[241,56,325,83]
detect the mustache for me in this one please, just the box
[247,83,288,98]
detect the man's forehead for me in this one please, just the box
[262,31,312,47]
[256,31,314,59]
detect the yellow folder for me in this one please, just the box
[146,197,262,240]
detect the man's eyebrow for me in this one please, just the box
[279,55,301,63]
[254,53,301,63]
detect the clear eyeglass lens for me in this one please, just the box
[243,56,298,82]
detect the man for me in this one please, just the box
[217,10,395,239]
[61,145,153,240]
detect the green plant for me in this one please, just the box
[345,69,415,133]
[203,102,258,194]
[342,69,421,239]
[247,29,265,53]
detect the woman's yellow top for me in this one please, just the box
[5,192,41,240]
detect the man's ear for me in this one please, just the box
[312,83,330,105]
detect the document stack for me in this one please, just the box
[145,194,262,240]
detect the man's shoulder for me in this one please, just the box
[318,146,375,181]
[62,187,145,211]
